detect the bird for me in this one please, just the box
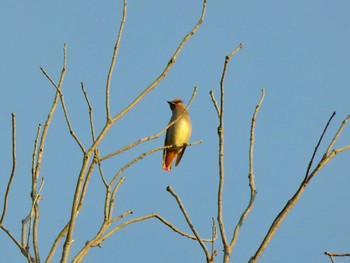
[162,98,192,172]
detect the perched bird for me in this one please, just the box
[162,98,192,172]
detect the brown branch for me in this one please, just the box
[101,212,214,244]
[0,113,16,225]
[107,177,126,221]
[61,2,207,261]
[229,88,264,251]
[46,223,69,262]
[210,43,243,263]
[167,186,212,263]
[105,0,206,129]
[249,112,350,263]
[77,158,97,213]
[31,124,41,191]
[81,82,96,142]
[37,44,67,185]
[324,251,350,263]
[41,45,85,153]
[106,0,127,120]
[111,209,133,223]
[36,44,68,262]
[72,211,212,262]
[209,90,220,117]
[325,114,350,155]
[304,111,336,181]
[1,225,33,261]
[109,140,203,189]
[97,157,108,187]
[211,218,217,260]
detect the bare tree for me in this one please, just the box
[1,1,350,263]
[1,1,209,262]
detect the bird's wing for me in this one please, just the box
[163,128,170,164]
[175,144,187,167]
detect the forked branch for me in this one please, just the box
[249,113,350,263]
[210,43,243,263]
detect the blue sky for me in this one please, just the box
[1,1,350,262]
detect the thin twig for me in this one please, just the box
[108,177,126,221]
[104,0,206,130]
[97,160,108,187]
[304,111,336,181]
[167,186,212,262]
[31,124,41,184]
[32,178,44,263]
[41,45,85,153]
[0,113,16,225]
[36,43,67,186]
[32,206,40,262]
[211,218,217,259]
[249,112,350,263]
[111,209,133,223]
[22,178,44,256]
[72,211,212,263]
[1,225,33,261]
[106,0,127,120]
[324,251,350,263]
[101,212,214,244]
[213,43,243,262]
[81,82,96,142]
[37,44,67,262]
[229,89,264,250]
[209,91,220,118]
[109,140,203,188]
[325,114,350,156]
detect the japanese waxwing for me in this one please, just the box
[162,98,192,172]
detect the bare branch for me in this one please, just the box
[1,225,33,261]
[249,112,350,263]
[72,211,212,263]
[167,186,212,262]
[0,113,16,225]
[81,82,96,142]
[31,124,41,184]
[111,209,133,223]
[108,177,126,221]
[36,43,67,186]
[324,251,350,263]
[325,114,350,155]
[109,140,203,189]
[101,212,214,244]
[214,43,243,262]
[209,90,220,117]
[32,179,44,263]
[97,159,108,187]
[21,178,44,256]
[106,0,127,120]
[229,88,264,250]
[41,45,85,153]
[211,218,217,260]
[46,223,69,262]
[61,2,207,261]
[106,0,206,128]
[304,111,336,181]
[77,158,97,213]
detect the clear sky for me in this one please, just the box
[1,1,350,262]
